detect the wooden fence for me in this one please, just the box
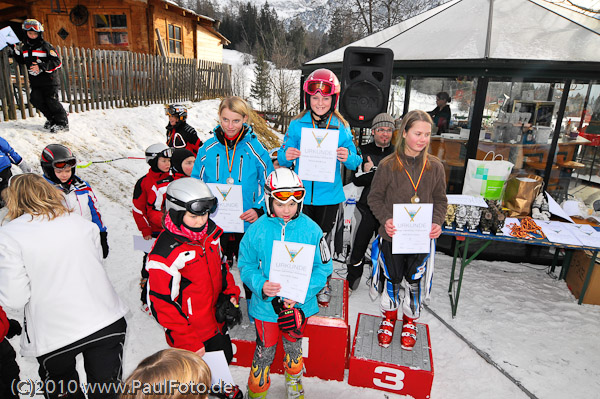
[0,46,232,122]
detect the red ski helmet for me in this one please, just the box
[303,69,340,117]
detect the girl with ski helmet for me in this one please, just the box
[277,68,361,306]
[40,144,109,258]
[238,168,332,399]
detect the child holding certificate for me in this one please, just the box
[368,110,447,350]
[238,169,332,399]
[277,68,361,306]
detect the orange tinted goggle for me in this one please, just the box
[272,189,305,203]
[304,80,335,96]
[53,159,77,169]
[23,20,43,32]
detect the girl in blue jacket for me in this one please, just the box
[238,169,332,399]
[278,68,361,305]
[0,136,32,205]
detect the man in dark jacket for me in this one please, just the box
[12,19,68,133]
[346,113,395,291]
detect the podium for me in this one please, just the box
[347,313,434,398]
[229,278,349,381]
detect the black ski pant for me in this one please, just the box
[30,85,68,126]
[347,203,379,287]
[36,317,127,399]
[204,329,234,364]
[303,204,339,241]
[0,167,13,207]
[0,338,20,399]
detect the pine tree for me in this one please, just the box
[250,48,271,110]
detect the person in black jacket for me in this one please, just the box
[11,19,68,133]
[166,104,202,155]
[346,113,395,291]
[428,91,451,134]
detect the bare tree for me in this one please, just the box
[353,0,442,35]
[268,42,300,131]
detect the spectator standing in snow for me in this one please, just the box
[10,19,69,133]
[40,144,109,258]
[0,305,21,399]
[0,173,128,399]
[0,136,33,207]
[166,104,202,155]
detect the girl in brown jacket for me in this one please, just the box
[368,110,447,350]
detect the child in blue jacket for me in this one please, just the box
[238,169,332,399]
[0,136,33,206]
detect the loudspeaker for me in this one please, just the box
[340,47,394,128]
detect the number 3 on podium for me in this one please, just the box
[373,366,405,391]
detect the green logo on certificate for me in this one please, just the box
[285,244,304,262]
[311,130,329,148]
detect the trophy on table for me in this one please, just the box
[479,208,493,234]
[466,205,482,232]
[455,204,467,231]
[444,204,457,229]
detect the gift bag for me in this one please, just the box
[503,174,544,217]
[462,152,514,200]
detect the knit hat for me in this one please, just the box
[371,113,395,130]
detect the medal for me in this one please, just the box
[226,177,234,185]
[225,131,243,185]
[398,155,427,205]
[411,194,420,204]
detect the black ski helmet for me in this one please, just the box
[170,148,195,175]
[145,143,172,172]
[40,144,77,184]
[167,104,188,121]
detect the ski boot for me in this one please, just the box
[284,371,304,399]
[50,123,69,133]
[43,120,53,130]
[246,388,267,399]
[377,310,397,348]
[400,315,418,351]
[317,282,331,307]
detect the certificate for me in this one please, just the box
[133,235,156,253]
[392,203,433,254]
[207,183,244,233]
[298,127,339,183]
[269,240,316,304]
[0,27,19,50]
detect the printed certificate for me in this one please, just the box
[392,203,433,254]
[269,240,316,304]
[298,127,339,183]
[207,183,244,233]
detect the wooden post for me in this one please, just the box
[21,63,34,117]
[75,47,85,112]
[1,50,17,120]
[155,28,166,57]
[13,58,26,119]
[80,48,90,111]
[87,48,96,110]
[0,50,9,121]
[61,46,74,114]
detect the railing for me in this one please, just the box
[0,46,232,122]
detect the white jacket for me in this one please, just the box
[0,212,128,357]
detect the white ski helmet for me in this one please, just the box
[145,143,172,171]
[264,168,305,219]
[165,177,217,216]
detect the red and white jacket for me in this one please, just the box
[0,305,9,342]
[132,168,170,236]
[146,216,240,352]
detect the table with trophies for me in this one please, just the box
[442,199,600,317]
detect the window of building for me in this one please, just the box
[94,14,128,46]
[168,24,182,55]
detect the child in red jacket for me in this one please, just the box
[132,143,172,308]
[0,306,21,399]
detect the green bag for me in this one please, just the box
[462,152,514,200]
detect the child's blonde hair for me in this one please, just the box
[383,110,435,171]
[120,349,211,399]
[4,173,70,221]
[218,96,251,119]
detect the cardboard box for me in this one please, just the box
[566,250,600,305]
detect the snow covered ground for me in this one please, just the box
[2,102,600,399]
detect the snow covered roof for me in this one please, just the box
[307,0,600,65]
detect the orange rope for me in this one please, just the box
[507,217,545,240]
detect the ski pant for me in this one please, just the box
[378,238,428,319]
[36,317,127,399]
[141,232,160,304]
[347,203,379,287]
[30,85,68,126]
[0,338,20,399]
[248,319,305,394]
[204,329,234,364]
[303,204,339,244]
[220,232,253,303]
[0,167,12,208]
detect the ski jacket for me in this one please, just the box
[368,152,448,241]
[0,212,128,357]
[191,124,273,231]
[12,39,62,87]
[147,172,186,224]
[147,218,240,352]
[45,176,107,233]
[278,112,361,206]
[0,305,9,342]
[132,168,171,236]
[352,141,395,206]
[0,136,23,173]
[238,213,332,323]
[166,122,202,155]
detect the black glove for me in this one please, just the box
[100,231,109,258]
[6,319,22,339]
[277,307,306,333]
[215,294,242,328]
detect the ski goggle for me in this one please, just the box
[166,194,218,216]
[23,20,43,32]
[304,80,336,96]
[271,188,305,203]
[53,159,77,169]
[147,148,173,159]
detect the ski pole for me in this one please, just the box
[77,157,145,168]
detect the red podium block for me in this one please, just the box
[230,278,349,381]
[348,313,434,398]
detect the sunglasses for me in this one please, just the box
[304,80,336,96]
[272,188,305,203]
[166,194,218,216]
[53,159,77,169]
[23,20,43,32]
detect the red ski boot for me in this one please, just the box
[401,316,417,351]
[377,310,397,348]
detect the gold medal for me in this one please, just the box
[411,194,420,204]
[398,155,427,205]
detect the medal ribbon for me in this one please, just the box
[311,113,333,130]
[397,155,427,196]
[225,130,244,179]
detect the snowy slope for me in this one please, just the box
[2,102,599,398]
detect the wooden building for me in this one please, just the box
[0,0,229,62]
